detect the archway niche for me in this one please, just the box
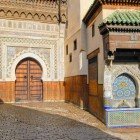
[112,73,137,108]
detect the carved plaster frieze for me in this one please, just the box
[0,17,65,81]
[0,37,56,46]
[0,0,67,23]
[111,64,140,82]
[0,36,63,81]
[112,99,135,108]
[7,47,51,78]
[0,19,61,39]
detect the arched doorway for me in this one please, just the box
[15,58,43,102]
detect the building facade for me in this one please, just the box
[64,0,93,109]
[65,0,140,127]
[0,0,140,128]
[0,0,67,102]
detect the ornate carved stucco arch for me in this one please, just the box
[11,53,48,81]
[104,64,140,100]
[104,64,140,108]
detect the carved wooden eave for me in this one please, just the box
[99,25,140,35]
[99,10,140,35]
[0,0,67,23]
[99,0,140,5]
[99,24,140,61]
[99,10,140,61]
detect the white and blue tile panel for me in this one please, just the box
[112,74,136,100]
[106,108,140,127]
[105,73,139,127]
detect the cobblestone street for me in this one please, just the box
[0,102,139,140]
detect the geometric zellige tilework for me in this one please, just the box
[106,109,140,127]
[112,73,136,100]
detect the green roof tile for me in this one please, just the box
[100,10,140,27]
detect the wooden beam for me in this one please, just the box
[87,48,100,59]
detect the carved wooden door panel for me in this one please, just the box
[29,59,43,101]
[15,60,28,101]
[15,58,43,102]
[88,56,98,96]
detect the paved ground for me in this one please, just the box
[0,102,139,140]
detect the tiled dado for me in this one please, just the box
[106,108,140,127]
[104,64,140,127]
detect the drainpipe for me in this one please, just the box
[58,0,61,23]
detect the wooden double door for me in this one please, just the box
[15,58,43,102]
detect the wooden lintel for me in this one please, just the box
[87,48,100,59]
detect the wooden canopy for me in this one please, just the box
[99,10,140,35]
[99,0,140,5]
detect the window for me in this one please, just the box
[92,24,95,37]
[66,45,68,55]
[69,53,72,62]
[74,39,77,50]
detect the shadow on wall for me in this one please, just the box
[0,103,121,140]
[0,99,4,104]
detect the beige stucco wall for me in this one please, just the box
[65,30,81,76]
[66,0,93,38]
[102,9,136,19]
[86,9,119,84]
[103,9,116,19]
[66,0,81,39]
[65,1,122,80]
[86,11,105,84]
[65,0,93,77]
